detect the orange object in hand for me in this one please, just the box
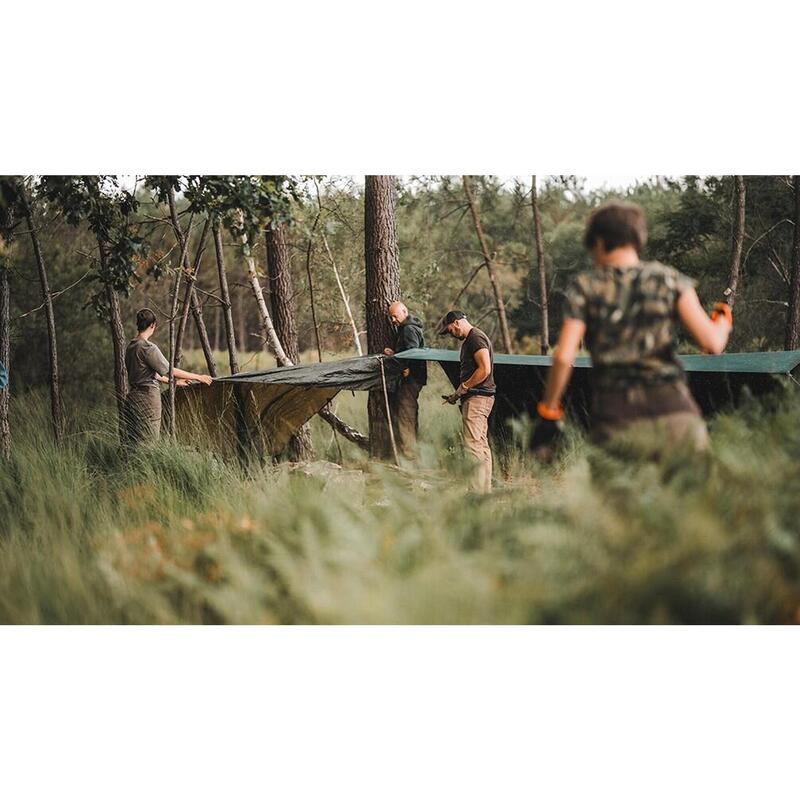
[710,302,733,327]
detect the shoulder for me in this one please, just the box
[566,269,601,295]
[470,328,491,348]
[639,261,696,293]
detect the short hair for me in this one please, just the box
[136,308,157,332]
[583,201,648,255]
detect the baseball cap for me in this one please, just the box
[437,309,466,335]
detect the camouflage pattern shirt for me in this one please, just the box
[563,261,696,391]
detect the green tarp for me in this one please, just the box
[177,348,800,455]
[176,355,402,457]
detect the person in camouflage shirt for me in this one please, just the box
[531,201,733,459]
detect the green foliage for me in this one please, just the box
[1,387,799,624]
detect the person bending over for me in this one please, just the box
[440,310,496,493]
[384,300,427,459]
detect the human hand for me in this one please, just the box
[402,368,410,378]
[530,418,563,451]
[442,393,460,405]
[196,374,214,386]
[176,379,189,387]
[710,302,733,328]
[383,348,395,356]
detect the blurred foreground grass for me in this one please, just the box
[1,369,799,624]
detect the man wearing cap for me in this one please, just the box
[440,310,496,493]
[384,300,427,459]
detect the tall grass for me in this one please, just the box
[1,380,799,624]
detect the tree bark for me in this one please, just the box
[462,176,513,353]
[174,217,210,368]
[22,193,65,444]
[785,175,800,350]
[725,176,747,309]
[365,175,401,460]
[322,230,362,355]
[213,220,240,375]
[531,176,549,354]
[241,219,367,453]
[304,206,323,362]
[190,287,217,376]
[266,223,313,461]
[99,241,129,443]
[0,264,10,459]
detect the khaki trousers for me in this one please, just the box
[390,379,423,460]
[461,395,495,493]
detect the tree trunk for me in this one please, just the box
[99,241,129,443]
[785,175,800,350]
[265,223,313,461]
[241,219,367,453]
[190,287,217,376]
[213,220,240,375]
[322,231,362,356]
[242,226,291,366]
[462,176,513,353]
[22,193,65,444]
[236,290,246,355]
[174,217,210,368]
[365,175,401,459]
[725,176,747,309]
[0,264,10,459]
[304,207,323,362]
[531,176,549,354]
[213,303,221,352]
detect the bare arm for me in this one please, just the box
[156,368,213,385]
[676,289,731,354]
[461,348,491,391]
[541,318,586,410]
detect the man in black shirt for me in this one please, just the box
[439,310,496,493]
[384,301,427,459]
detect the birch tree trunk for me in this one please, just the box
[212,220,240,375]
[266,223,314,460]
[531,176,549,354]
[365,175,401,459]
[724,176,747,309]
[22,193,65,444]
[462,176,513,353]
[785,175,800,350]
[0,263,10,459]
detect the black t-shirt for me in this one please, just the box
[459,327,495,394]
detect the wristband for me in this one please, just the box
[710,302,733,327]
[537,401,564,421]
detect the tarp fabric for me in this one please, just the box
[177,355,402,457]
[176,348,799,455]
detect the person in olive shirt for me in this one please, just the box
[439,310,496,493]
[124,308,213,444]
[383,300,427,459]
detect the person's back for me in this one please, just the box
[532,202,732,461]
